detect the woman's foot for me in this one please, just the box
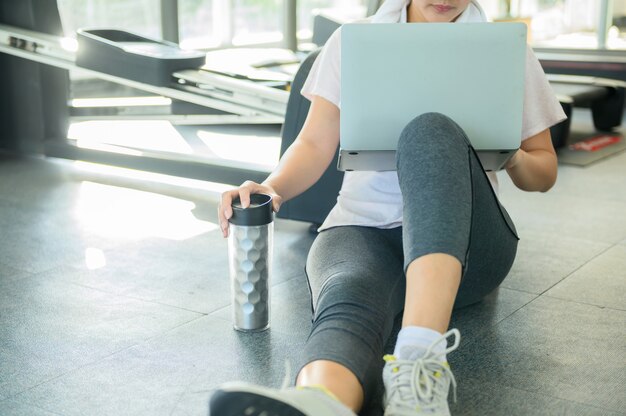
[209,382,357,416]
[382,329,461,415]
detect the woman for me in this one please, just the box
[210,1,566,415]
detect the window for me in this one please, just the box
[57,0,161,38]
[483,0,626,50]
[233,0,283,46]
[178,0,219,49]
[611,0,626,49]
[297,0,367,41]
[519,0,601,48]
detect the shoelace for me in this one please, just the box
[384,329,461,414]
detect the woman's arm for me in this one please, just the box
[218,95,339,236]
[505,128,557,192]
[262,95,340,201]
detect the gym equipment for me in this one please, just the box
[0,23,289,124]
[76,29,206,87]
[548,75,625,148]
[2,17,624,228]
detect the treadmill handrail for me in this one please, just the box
[546,73,626,89]
[0,23,288,120]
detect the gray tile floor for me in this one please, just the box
[1,115,625,415]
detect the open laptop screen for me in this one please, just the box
[339,23,527,171]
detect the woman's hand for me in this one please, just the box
[217,95,339,238]
[218,181,283,238]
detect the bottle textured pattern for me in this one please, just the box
[229,224,272,331]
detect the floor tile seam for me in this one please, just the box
[68,281,210,315]
[512,189,626,206]
[207,306,229,320]
[273,272,306,288]
[0,262,67,285]
[498,284,539,296]
[0,398,65,416]
[472,379,623,414]
[5,314,211,402]
[202,300,232,316]
[204,273,307,318]
[491,291,541,326]
[545,190,626,205]
[0,263,35,280]
[138,312,212,344]
[514,226,621,246]
[455,291,541,349]
[535,243,618,297]
[540,294,626,313]
[206,308,312,337]
[4,344,149,402]
[167,368,205,416]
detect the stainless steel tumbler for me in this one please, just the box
[228,193,274,332]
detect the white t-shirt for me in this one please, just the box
[301,16,567,232]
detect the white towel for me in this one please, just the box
[371,0,488,23]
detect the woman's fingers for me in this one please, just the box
[219,181,265,238]
[271,194,283,213]
[237,181,255,209]
[219,190,237,238]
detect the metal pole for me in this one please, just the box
[161,0,180,44]
[598,0,613,49]
[284,0,297,51]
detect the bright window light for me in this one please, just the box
[71,97,172,108]
[75,181,219,241]
[60,37,78,52]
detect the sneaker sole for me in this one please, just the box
[209,389,306,416]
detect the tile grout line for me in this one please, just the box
[489,242,620,331]
[0,398,66,416]
[535,242,618,297]
[68,281,214,315]
[459,291,543,347]
[498,285,539,296]
[475,379,623,415]
[541,294,626,312]
[4,313,210,403]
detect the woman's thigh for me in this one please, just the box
[396,112,519,308]
[455,147,519,308]
[305,226,405,319]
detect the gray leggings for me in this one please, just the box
[301,113,519,402]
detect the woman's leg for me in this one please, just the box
[379,112,519,414]
[209,226,405,416]
[396,112,519,334]
[296,226,406,412]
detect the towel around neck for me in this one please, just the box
[371,0,488,23]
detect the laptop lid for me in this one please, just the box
[339,23,527,171]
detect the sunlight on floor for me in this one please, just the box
[196,129,280,170]
[74,181,218,241]
[69,121,193,154]
[84,247,107,270]
[73,161,233,195]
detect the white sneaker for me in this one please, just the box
[209,382,357,416]
[382,329,461,416]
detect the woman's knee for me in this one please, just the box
[397,112,468,155]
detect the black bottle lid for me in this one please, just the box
[228,193,274,226]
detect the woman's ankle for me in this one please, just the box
[296,360,364,412]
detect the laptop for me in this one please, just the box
[339,23,527,171]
